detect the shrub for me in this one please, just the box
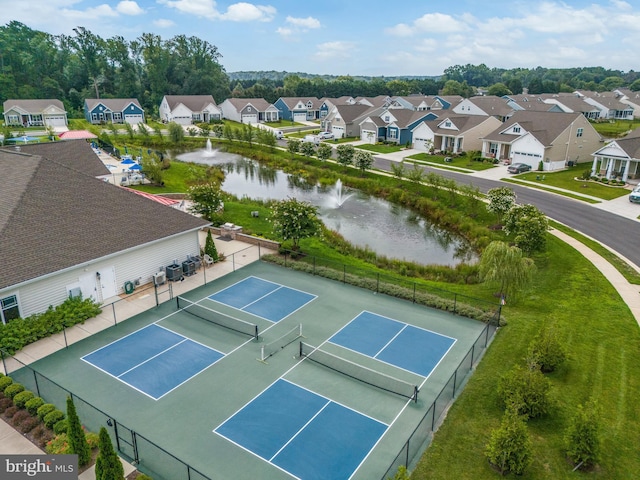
[4,406,18,418]
[565,400,601,469]
[13,390,35,408]
[66,396,90,466]
[485,409,533,475]
[54,419,69,435]
[497,365,553,419]
[527,324,567,373]
[581,170,592,180]
[10,409,31,426]
[44,409,65,429]
[86,431,100,450]
[31,424,54,447]
[0,376,14,391]
[135,475,153,480]
[0,397,13,413]
[4,383,25,399]
[25,397,45,415]
[46,433,71,454]
[18,415,40,434]
[37,403,57,422]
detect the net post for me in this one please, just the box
[260,345,265,362]
[176,296,180,309]
[253,326,259,341]
[299,341,303,358]
[413,386,419,403]
[298,324,303,338]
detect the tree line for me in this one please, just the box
[1,21,639,119]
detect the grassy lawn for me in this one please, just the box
[513,167,631,200]
[412,234,640,479]
[407,153,499,172]
[591,119,640,138]
[355,143,404,154]
[264,120,310,128]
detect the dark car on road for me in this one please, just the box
[507,163,532,174]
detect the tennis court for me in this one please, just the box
[11,262,491,480]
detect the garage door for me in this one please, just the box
[125,114,144,124]
[332,126,344,139]
[45,115,66,127]
[361,130,376,144]
[413,137,428,151]
[242,114,258,124]
[293,112,307,122]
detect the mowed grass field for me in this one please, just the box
[412,235,640,479]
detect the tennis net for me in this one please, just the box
[299,342,418,402]
[259,324,303,362]
[176,296,258,340]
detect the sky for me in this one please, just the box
[0,0,638,77]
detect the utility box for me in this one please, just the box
[153,271,166,286]
[166,264,183,282]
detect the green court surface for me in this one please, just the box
[11,262,490,480]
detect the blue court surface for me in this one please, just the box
[208,276,316,323]
[82,324,223,400]
[215,379,387,480]
[329,311,456,378]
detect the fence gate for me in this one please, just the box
[113,421,139,464]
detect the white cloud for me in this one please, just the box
[276,27,293,37]
[117,1,144,15]
[314,41,355,60]
[286,16,320,30]
[386,13,465,36]
[158,0,219,18]
[153,18,175,28]
[219,3,276,22]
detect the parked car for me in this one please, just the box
[507,163,532,174]
[318,131,334,140]
[302,134,320,145]
[629,185,640,203]
[274,130,284,140]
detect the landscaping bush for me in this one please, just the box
[4,383,25,399]
[46,433,71,454]
[43,409,65,429]
[0,397,13,413]
[497,365,553,419]
[10,409,31,426]
[17,414,40,434]
[527,324,567,373]
[0,375,13,391]
[485,409,533,475]
[25,397,45,416]
[13,390,35,408]
[54,419,68,435]
[135,474,153,480]
[4,405,18,418]
[37,403,57,422]
[565,400,601,470]
[31,424,54,448]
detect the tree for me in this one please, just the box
[503,203,549,254]
[564,400,601,470]
[487,82,512,97]
[140,154,164,185]
[497,365,553,419]
[287,138,301,159]
[486,186,516,225]
[478,241,535,301]
[527,323,567,373]
[270,198,323,250]
[336,144,355,168]
[485,409,533,475]
[66,396,91,467]
[204,230,219,262]
[188,183,224,221]
[299,141,316,157]
[167,122,184,143]
[95,426,124,480]
[406,163,425,184]
[353,149,373,175]
[390,161,406,181]
[316,142,333,162]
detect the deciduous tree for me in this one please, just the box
[270,198,322,250]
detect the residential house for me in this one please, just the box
[0,141,209,323]
[362,109,438,145]
[453,96,515,121]
[481,111,602,171]
[159,95,222,125]
[219,98,279,124]
[506,95,565,114]
[323,104,378,139]
[533,94,601,120]
[2,99,68,129]
[84,98,145,125]
[411,115,502,153]
[591,127,640,181]
[274,97,322,122]
[393,95,461,112]
[613,88,640,119]
[575,91,634,120]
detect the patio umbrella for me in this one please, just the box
[121,158,136,165]
[128,164,142,171]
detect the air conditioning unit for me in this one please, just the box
[153,271,166,286]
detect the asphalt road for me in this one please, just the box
[372,156,640,268]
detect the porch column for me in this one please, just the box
[623,159,631,182]
[606,158,614,179]
[591,157,598,176]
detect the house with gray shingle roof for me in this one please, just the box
[219,98,279,124]
[323,104,379,139]
[84,98,145,125]
[591,127,640,182]
[411,114,502,153]
[0,141,209,322]
[2,99,68,129]
[274,97,322,122]
[614,88,640,119]
[574,91,634,120]
[159,95,222,125]
[453,95,515,121]
[481,111,602,171]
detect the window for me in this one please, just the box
[112,112,122,121]
[389,129,397,139]
[513,126,521,133]
[576,128,583,137]
[445,121,451,127]
[1,295,20,324]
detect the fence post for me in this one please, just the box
[376,273,379,293]
[413,283,416,303]
[452,370,458,398]
[343,264,346,283]
[111,303,117,326]
[33,370,40,397]
[453,293,457,314]
[63,328,68,349]
[313,256,316,276]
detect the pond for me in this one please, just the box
[176,147,476,267]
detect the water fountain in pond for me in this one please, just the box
[204,138,215,157]
[332,179,353,208]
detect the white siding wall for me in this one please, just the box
[510,134,545,168]
[11,231,201,318]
